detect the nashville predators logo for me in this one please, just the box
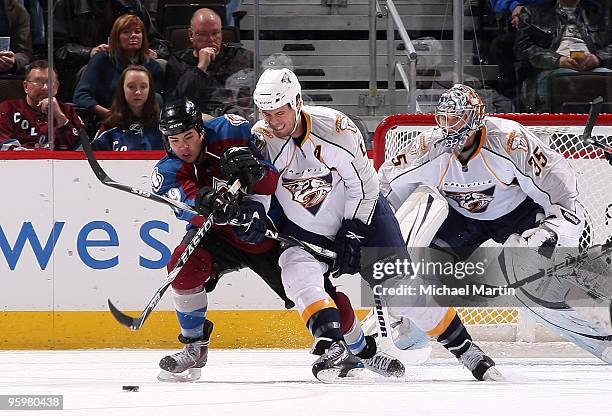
[282,173,333,215]
[335,114,357,134]
[506,130,528,153]
[444,186,495,213]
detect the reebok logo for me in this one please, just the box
[561,209,580,225]
[346,231,364,241]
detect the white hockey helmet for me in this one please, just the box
[253,68,302,111]
[435,84,485,151]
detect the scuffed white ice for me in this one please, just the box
[0,349,610,416]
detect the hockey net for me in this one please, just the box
[373,113,612,340]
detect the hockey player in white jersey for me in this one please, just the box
[252,68,500,381]
[380,84,612,363]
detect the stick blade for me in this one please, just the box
[107,299,141,330]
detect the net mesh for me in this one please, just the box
[377,115,612,328]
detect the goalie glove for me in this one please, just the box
[331,218,373,277]
[220,147,265,193]
[195,186,241,224]
[233,200,267,244]
[520,205,583,247]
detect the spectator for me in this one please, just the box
[73,14,163,122]
[92,65,163,150]
[491,1,551,29]
[53,0,169,101]
[225,0,243,26]
[22,0,46,57]
[515,0,612,111]
[0,60,84,150]
[0,0,32,75]
[223,68,255,121]
[488,1,551,99]
[163,8,254,116]
[261,52,295,71]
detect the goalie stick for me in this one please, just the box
[578,96,612,165]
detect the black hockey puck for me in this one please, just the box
[122,385,139,392]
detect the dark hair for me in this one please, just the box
[108,14,150,63]
[103,65,159,129]
[25,60,58,79]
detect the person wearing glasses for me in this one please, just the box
[0,60,84,150]
[163,8,254,117]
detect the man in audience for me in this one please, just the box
[163,8,254,116]
[53,0,169,101]
[0,0,32,75]
[515,0,612,110]
[0,60,84,150]
[488,1,551,100]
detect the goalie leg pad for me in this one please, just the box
[394,185,449,250]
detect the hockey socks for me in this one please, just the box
[172,288,208,339]
[308,308,343,341]
[435,313,473,358]
[331,290,368,356]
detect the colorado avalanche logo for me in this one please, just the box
[282,173,333,215]
[445,186,495,213]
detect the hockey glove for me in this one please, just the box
[233,200,268,244]
[220,147,265,193]
[520,206,583,247]
[331,218,372,277]
[195,186,241,224]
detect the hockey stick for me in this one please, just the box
[80,134,400,344]
[80,131,336,260]
[581,96,603,145]
[577,96,612,165]
[108,180,242,330]
[80,134,340,328]
[477,242,612,301]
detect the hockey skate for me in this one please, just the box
[456,340,503,381]
[158,320,213,382]
[358,335,405,377]
[312,339,365,383]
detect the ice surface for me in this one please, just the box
[1,349,610,416]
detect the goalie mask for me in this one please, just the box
[434,84,485,153]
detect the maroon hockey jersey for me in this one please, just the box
[0,99,84,150]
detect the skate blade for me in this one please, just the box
[482,367,506,382]
[363,364,405,378]
[315,367,373,384]
[157,368,201,383]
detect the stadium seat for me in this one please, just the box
[157,1,228,39]
[549,72,612,113]
[0,76,26,102]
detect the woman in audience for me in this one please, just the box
[92,65,163,151]
[74,14,163,122]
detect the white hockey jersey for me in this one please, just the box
[379,116,579,220]
[252,105,379,238]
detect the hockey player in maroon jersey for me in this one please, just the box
[153,98,403,382]
[0,60,84,150]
